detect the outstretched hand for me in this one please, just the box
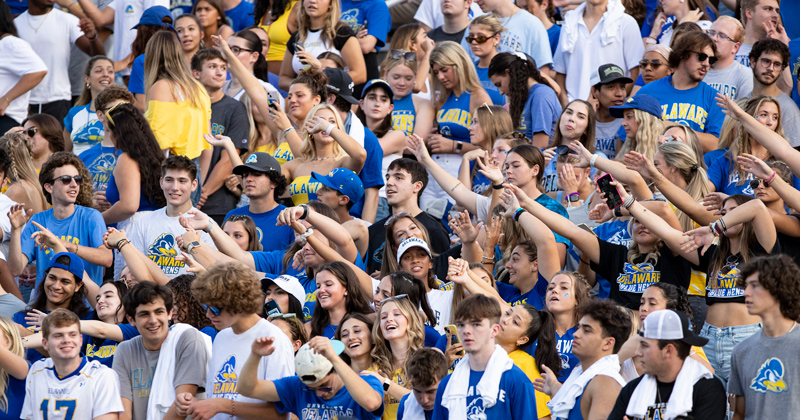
[448,210,483,244]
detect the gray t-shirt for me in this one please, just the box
[704,61,753,100]
[735,43,753,68]
[594,119,624,160]
[774,93,800,147]
[204,95,250,216]
[112,327,209,420]
[0,293,25,318]
[729,325,800,420]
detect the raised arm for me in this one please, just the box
[179,209,256,268]
[237,337,281,402]
[448,210,483,264]
[80,320,124,342]
[0,334,28,379]
[568,141,652,200]
[303,117,366,173]
[278,205,358,263]
[506,183,602,263]
[738,153,800,235]
[308,336,383,412]
[447,258,509,310]
[105,228,170,286]
[501,190,560,280]
[717,93,800,176]
[304,226,374,299]
[7,204,31,276]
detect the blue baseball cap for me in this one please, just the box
[311,168,364,204]
[48,252,85,280]
[361,79,394,103]
[133,6,174,29]
[609,94,662,119]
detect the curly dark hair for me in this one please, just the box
[310,261,373,338]
[577,298,632,353]
[22,114,65,154]
[749,38,790,70]
[39,152,93,206]
[95,85,134,111]
[646,283,693,323]
[738,254,800,320]
[123,281,174,320]
[488,53,553,129]
[406,347,448,388]
[168,274,213,330]
[106,103,167,208]
[291,68,329,101]
[27,254,91,319]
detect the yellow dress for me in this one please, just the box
[145,89,211,160]
[256,141,294,165]
[288,174,320,205]
[509,349,551,419]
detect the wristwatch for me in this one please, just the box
[383,377,391,391]
[186,241,202,254]
[568,192,580,203]
[455,141,463,153]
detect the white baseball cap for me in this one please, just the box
[396,237,432,264]
[639,309,708,347]
[295,340,346,385]
[261,275,307,307]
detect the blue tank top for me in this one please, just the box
[106,153,161,212]
[437,91,472,142]
[564,393,584,420]
[392,94,416,136]
[475,63,505,106]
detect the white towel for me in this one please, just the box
[548,354,625,420]
[146,323,213,420]
[441,345,513,420]
[625,357,713,420]
[559,0,627,53]
[401,393,426,419]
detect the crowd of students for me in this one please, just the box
[0,0,799,418]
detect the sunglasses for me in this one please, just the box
[379,294,408,305]
[691,51,718,66]
[466,34,494,44]
[230,46,255,55]
[268,312,298,320]
[638,59,665,69]
[302,385,334,393]
[749,179,771,189]
[390,50,416,61]
[384,211,411,227]
[555,145,578,156]
[202,304,222,316]
[51,175,84,186]
[25,127,38,137]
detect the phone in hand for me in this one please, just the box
[596,173,623,210]
[265,300,282,318]
[267,90,280,111]
[577,223,597,237]
[444,324,465,356]
[294,42,304,51]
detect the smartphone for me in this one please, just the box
[577,223,597,237]
[267,90,279,111]
[596,173,623,210]
[444,325,465,356]
[294,42,304,51]
[265,300,282,318]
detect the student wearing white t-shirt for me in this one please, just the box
[186,262,295,420]
[15,0,104,122]
[0,3,47,133]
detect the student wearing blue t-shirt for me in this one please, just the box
[635,32,725,153]
[223,0,254,32]
[63,56,114,156]
[237,336,385,420]
[339,0,391,92]
[488,52,561,148]
[9,154,111,286]
[77,86,131,195]
[466,15,506,106]
[432,294,536,420]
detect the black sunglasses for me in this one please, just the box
[691,51,718,66]
[25,127,37,137]
[50,175,84,186]
[390,50,416,61]
[749,179,771,189]
[638,59,665,69]
[466,34,494,44]
[555,145,577,156]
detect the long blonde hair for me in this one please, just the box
[726,96,785,185]
[371,298,425,382]
[144,31,206,108]
[429,41,484,108]
[240,91,277,157]
[0,317,24,411]
[0,133,48,208]
[616,109,663,162]
[298,103,346,161]
[658,141,711,231]
[297,0,341,46]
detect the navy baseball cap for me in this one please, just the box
[311,168,364,204]
[322,68,359,105]
[133,6,174,29]
[361,79,394,103]
[48,252,85,280]
[610,94,662,119]
[233,152,282,175]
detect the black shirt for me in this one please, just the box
[692,239,779,305]
[608,375,727,420]
[589,239,692,310]
[366,211,451,275]
[427,26,467,44]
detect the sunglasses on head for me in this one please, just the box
[202,304,222,316]
[384,211,411,227]
[466,34,494,44]
[390,50,416,61]
[25,127,38,138]
[379,294,409,305]
[51,175,84,186]
[691,51,718,66]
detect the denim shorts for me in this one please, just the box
[700,322,761,386]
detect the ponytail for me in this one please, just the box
[488,52,555,129]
